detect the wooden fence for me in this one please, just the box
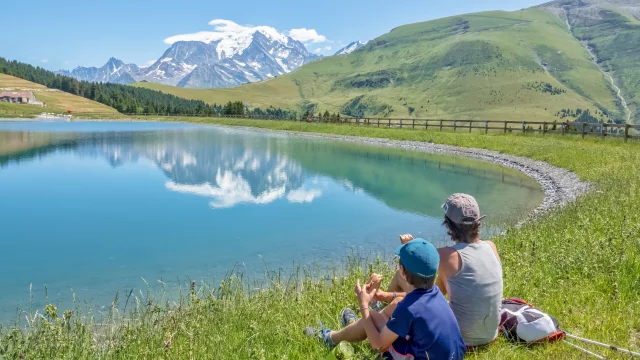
[6,111,639,142]
[174,114,640,142]
[336,117,640,142]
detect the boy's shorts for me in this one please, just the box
[382,337,415,360]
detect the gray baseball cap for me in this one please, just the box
[442,193,486,225]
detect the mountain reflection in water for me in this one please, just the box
[0,122,543,322]
[0,125,542,219]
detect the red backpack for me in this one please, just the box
[500,298,565,343]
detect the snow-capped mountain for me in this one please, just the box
[58,28,321,88]
[334,41,367,56]
[56,58,140,85]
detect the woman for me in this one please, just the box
[378,193,503,347]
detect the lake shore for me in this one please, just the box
[213,124,592,222]
[1,117,638,359]
[1,116,591,221]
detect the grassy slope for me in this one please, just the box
[0,74,118,117]
[539,0,640,124]
[2,118,639,359]
[133,8,624,122]
[132,79,301,110]
[568,4,640,124]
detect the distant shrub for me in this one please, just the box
[333,70,404,89]
[522,82,566,95]
[340,95,393,117]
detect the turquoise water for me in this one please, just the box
[0,121,543,322]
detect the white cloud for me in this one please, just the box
[164,19,328,48]
[288,28,327,43]
[313,46,333,54]
[287,188,322,203]
[165,19,287,45]
[208,19,251,33]
[144,59,156,66]
[41,59,48,63]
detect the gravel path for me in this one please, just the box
[228,125,592,222]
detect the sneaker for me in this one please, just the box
[303,322,335,347]
[340,308,358,328]
[370,301,384,312]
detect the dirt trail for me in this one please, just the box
[563,8,632,123]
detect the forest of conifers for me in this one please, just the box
[0,57,296,118]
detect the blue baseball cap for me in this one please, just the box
[395,239,439,278]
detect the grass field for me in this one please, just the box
[0,74,119,117]
[1,118,639,359]
[132,6,634,124]
[541,0,640,124]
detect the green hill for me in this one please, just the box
[134,2,640,124]
[0,58,223,117]
[540,0,640,124]
[0,74,118,117]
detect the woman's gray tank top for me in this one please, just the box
[447,241,503,346]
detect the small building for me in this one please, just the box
[0,91,43,106]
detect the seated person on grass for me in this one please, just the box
[379,194,503,348]
[306,240,466,360]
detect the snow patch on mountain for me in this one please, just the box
[58,20,329,88]
[334,41,367,56]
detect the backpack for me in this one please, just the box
[499,298,565,343]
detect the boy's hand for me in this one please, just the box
[399,234,414,244]
[355,279,377,308]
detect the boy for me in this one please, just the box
[309,240,466,359]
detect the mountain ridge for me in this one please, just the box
[57,29,321,89]
[334,41,367,56]
[133,2,640,124]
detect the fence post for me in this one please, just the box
[485,121,488,135]
[412,119,415,129]
[625,124,630,142]
[543,122,547,135]
[440,120,443,131]
[400,119,403,128]
[602,123,607,137]
[522,121,526,134]
[562,123,566,135]
[388,119,391,128]
[504,122,508,134]
[426,120,429,130]
[453,120,457,132]
[582,122,587,138]
[377,118,380,127]
[469,121,472,133]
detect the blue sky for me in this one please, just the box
[2,0,545,70]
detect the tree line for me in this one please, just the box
[0,57,296,118]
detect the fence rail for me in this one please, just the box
[4,110,639,142]
[338,117,639,141]
[364,118,638,140]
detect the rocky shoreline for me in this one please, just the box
[1,118,593,222]
[229,125,593,222]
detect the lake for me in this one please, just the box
[0,121,543,322]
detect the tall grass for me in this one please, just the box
[1,118,639,359]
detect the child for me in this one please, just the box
[309,240,466,360]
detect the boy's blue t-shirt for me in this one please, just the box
[386,286,466,360]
